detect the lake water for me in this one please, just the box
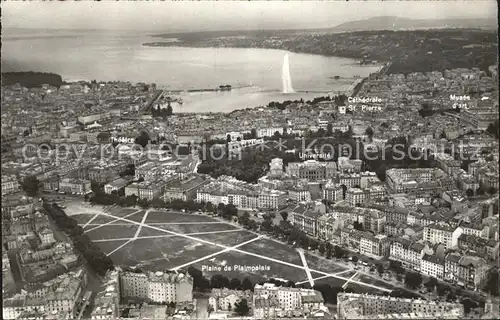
[2,29,381,112]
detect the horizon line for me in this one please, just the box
[3,15,497,34]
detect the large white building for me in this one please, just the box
[120,271,193,304]
[423,223,463,250]
[389,238,433,271]
[421,253,445,280]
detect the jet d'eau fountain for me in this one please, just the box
[282,53,294,93]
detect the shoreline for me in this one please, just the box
[142,42,387,65]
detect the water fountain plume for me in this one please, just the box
[282,53,294,93]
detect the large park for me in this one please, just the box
[65,201,400,295]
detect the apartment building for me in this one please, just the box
[389,238,433,271]
[421,253,445,280]
[444,253,490,290]
[1,175,20,196]
[340,227,364,253]
[163,175,209,201]
[359,234,391,259]
[345,188,369,206]
[291,205,322,237]
[317,214,337,241]
[120,271,193,304]
[253,297,280,319]
[125,180,167,200]
[337,293,464,319]
[258,190,287,210]
[322,180,344,203]
[37,227,56,246]
[3,268,87,320]
[288,182,311,202]
[88,163,126,184]
[337,157,363,173]
[423,222,463,250]
[459,222,489,239]
[253,283,324,314]
[208,288,252,312]
[197,177,285,210]
[257,127,284,138]
[458,234,499,260]
[386,168,442,193]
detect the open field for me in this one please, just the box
[85,224,138,240]
[66,202,396,294]
[238,238,304,266]
[146,211,216,223]
[72,213,96,225]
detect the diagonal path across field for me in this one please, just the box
[342,272,359,290]
[298,248,315,287]
[84,210,142,233]
[107,239,134,257]
[93,228,244,243]
[170,235,263,271]
[296,268,354,285]
[133,210,150,239]
[93,210,392,292]
[82,214,100,228]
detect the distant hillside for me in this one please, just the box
[329,16,497,32]
[152,16,497,41]
[1,72,63,88]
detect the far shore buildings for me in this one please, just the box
[337,293,464,319]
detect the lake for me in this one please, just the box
[2,29,381,112]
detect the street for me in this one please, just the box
[194,296,209,319]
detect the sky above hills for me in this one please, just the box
[2,1,497,32]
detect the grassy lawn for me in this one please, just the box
[106,207,141,217]
[82,206,398,295]
[124,211,148,222]
[90,215,121,224]
[153,223,240,234]
[304,253,348,274]
[102,236,222,271]
[85,224,138,240]
[238,238,304,266]
[145,211,217,223]
[95,240,130,255]
[193,231,257,247]
[72,213,96,224]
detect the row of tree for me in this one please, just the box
[89,185,242,222]
[2,71,64,88]
[151,104,173,118]
[43,202,114,276]
[21,175,41,197]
